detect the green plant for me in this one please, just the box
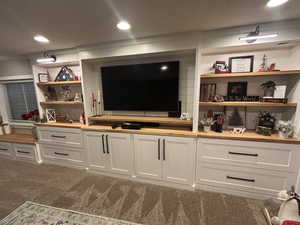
[200,117,216,126]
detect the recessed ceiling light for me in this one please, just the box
[160,65,168,71]
[267,0,289,7]
[34,35,49,43]
[117,21,131,30]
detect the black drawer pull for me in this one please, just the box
[158,139,161,160]
[0,148,8,151]
[17,150,30,154]
[54,152,69,156]
[51,135,66,139]
[226,176,255,183]
[229,151,258,157]
[163,139,166,161]
[101,135,106,154]
[106,135,109,154]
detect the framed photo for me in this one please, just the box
[38,73,49,82]
[227,81,248,99]
[229,56,254,73]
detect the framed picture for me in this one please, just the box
[227,81,248,99]
[229,56,254,73]
[38,73,49,82]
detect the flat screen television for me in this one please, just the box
[101,61,179,111]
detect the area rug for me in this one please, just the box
[0,201,141,225]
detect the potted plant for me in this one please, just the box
[261,81,276,97]
[277,120,293,139]
[200,117,215,132]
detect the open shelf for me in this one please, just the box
[199,101,297,107]
[88,115,193,126]
[200,70,300,79]
[35,122,82,128]
[40,101,83,105]
[37,81,81,86]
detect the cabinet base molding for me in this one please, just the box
[88,169,195,191]
[195,183,275,200]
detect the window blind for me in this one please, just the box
[6,82,38,121]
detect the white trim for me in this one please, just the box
[9,121,35,127]
[0,74,33,81]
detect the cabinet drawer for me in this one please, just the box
[197,163,293,195]
[38,127,82,147]
[14,144,36,162]
[40,144,86,167]
[198,139,298,172]
[0,142,14,158]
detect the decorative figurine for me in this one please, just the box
[214,114,225,133]
[46,109,56,123]
[211,61,229,74]
[259,54,268,72]
[278,120,294,139]
[74,93,82,102]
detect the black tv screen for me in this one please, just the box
[101,61,179,111]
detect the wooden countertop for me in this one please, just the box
[0,134,37,144]
[35,122,82,128]
[34,123,300,144]
[197,130,300,144]
[81,125,197,138]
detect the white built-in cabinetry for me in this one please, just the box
[196,138,300,199]
[37,126,86,169]
[134,134,196,186]
[0,141,38,163]
[85,131,133,176]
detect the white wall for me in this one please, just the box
[0,59,32,77]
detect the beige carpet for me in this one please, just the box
[0,158,271,225]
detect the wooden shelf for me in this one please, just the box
[81,125,195,138]
[40,101,83,105]
[37,81,81,86]
[197,130,300,144]
[201,70,300,78]
[35,122,81,128]
[199,101,297,107]
[0,134,37,144]
[88,115,192,126]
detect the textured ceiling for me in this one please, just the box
[0,0,300,57]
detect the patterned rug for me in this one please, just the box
[0,201,141,225]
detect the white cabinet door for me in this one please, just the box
[134,134,162,180]
[107,133,133,175]
[85,132,109,171]
[162,137,196,185]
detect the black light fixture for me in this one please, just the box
[239,25,278,43]
[36,52,56,64]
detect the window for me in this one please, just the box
[6,82,38,121]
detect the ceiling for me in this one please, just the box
[0,0,300,57]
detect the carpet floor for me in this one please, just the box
[0,158,272,225]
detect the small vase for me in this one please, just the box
[278,131,289,139]
[203,126,211,132]
[3,124,11,135]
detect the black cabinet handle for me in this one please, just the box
[158,139,161,160]
[17,150,30,154]
[51,135,66,139]
[54,152,69,156]
[163,139,166,161]
[226,176,255,183]
[0,148,8,151]
[229,151,258,157]
[101,135,106,154]
[106,135,109,154]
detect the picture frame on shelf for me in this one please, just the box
[229,55,254,73]
[38,73,49,83]
[227,81,248,99]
